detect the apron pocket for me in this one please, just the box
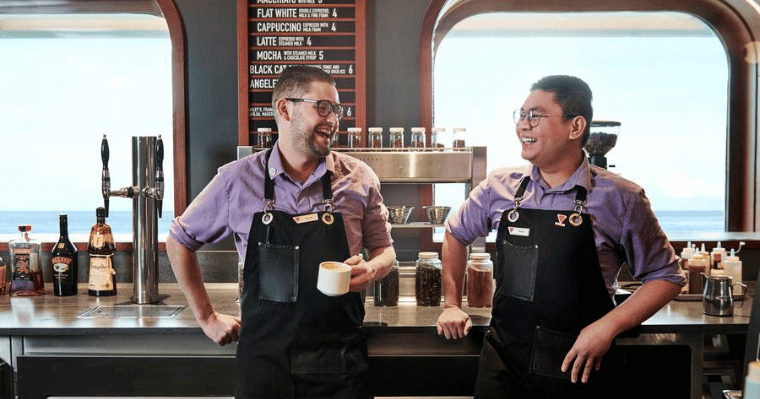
[291,326,369,398]
[499,240,538,302]
[529,325,575,381]
[258,242,299,303]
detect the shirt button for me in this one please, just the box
[269,167,277,177]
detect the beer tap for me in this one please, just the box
[97,134,163,304]
[101,135,111,217]
[144,135,164,218]
[101,135,137,210]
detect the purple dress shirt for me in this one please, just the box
[445,157,686,296]
[170,143,393,260]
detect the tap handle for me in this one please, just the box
[101,135,111,217]
[155,135,164,218]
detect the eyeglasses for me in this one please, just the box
[286,98,345,120]
[512,108,565,127]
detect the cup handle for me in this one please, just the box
[735,282,748,303]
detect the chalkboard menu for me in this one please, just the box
[237,0,367,147]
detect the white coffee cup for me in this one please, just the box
[317,261,352,296]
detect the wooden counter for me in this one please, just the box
[0,284,752,399]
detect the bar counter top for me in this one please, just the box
[0,283,752,399]
[0,283,752,336]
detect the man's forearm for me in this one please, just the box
[601,279,682,336]
[367,245,396,280]
[442,230,468,309]
[166,236,215,323]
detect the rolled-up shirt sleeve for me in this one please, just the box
[618,188,686,287]
[169,168,233,251]
[445,174,496,245]
[361,172,392,250]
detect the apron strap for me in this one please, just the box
[263,148,334,205]
[512,176,588,211]
[509,175,588,224]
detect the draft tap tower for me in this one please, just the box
[101,135,164,304]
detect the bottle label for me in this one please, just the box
[0,265,6,292]
[12,253,31,281]
[52,256,72,274]
[89,254,115,291]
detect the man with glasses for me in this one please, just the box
[167,65,395,398]
[436,75,685,398]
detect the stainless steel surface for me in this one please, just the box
[132,136,160,304]
[703,274,739,316]
[77,305,185,318]
[387,205,413,224]
[342,149,474,182]
[238,146,478,183]
[423,205,451,224]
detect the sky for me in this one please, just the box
[433,30,727,213]
[0,37,174,213]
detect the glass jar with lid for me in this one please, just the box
[431,127,445,150]
[415,252,442,306]
[374,259,399,306]
[257,127,272,149]
[410,127,426,148]
[467,252,493,308]
[452,127,466,148]
[348,127,362,148]
[368,127,383,148]
[389,127,404,149]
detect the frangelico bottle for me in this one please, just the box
[52,214,78,296]
[88,207,116,296]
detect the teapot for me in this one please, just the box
[701,273,747,316]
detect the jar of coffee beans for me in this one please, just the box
[415,252,442,306]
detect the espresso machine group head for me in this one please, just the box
[100,134,164,304]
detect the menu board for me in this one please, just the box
[237,0,366,147]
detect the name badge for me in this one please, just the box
[293,213,318,224]
[508,226,530,237]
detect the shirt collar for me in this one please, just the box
[528,154,593,193]
[267,142,334,184]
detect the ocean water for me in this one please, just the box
[0,210,723,242]
[0,210,174,239]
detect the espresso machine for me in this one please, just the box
[100,135,164,304]
[584,121,621,169]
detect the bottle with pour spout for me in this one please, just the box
[711,241,726,270]
[723,248,743,295]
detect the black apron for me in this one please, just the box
[474,176,623,399]
[235,150,369,399]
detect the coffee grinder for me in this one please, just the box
[584,120,621,169]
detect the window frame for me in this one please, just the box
[419,0,759,233]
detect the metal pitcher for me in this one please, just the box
[701,273,747,316]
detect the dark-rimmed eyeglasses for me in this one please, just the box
[287,98,345,120]
[512,108,565,127]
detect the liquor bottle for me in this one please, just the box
[88,207,116,296]
[52,214,78,296]
[0,255,8,295]
[9,224,44,296]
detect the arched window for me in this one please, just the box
[421,0,759,238]
[0,0,186,242]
